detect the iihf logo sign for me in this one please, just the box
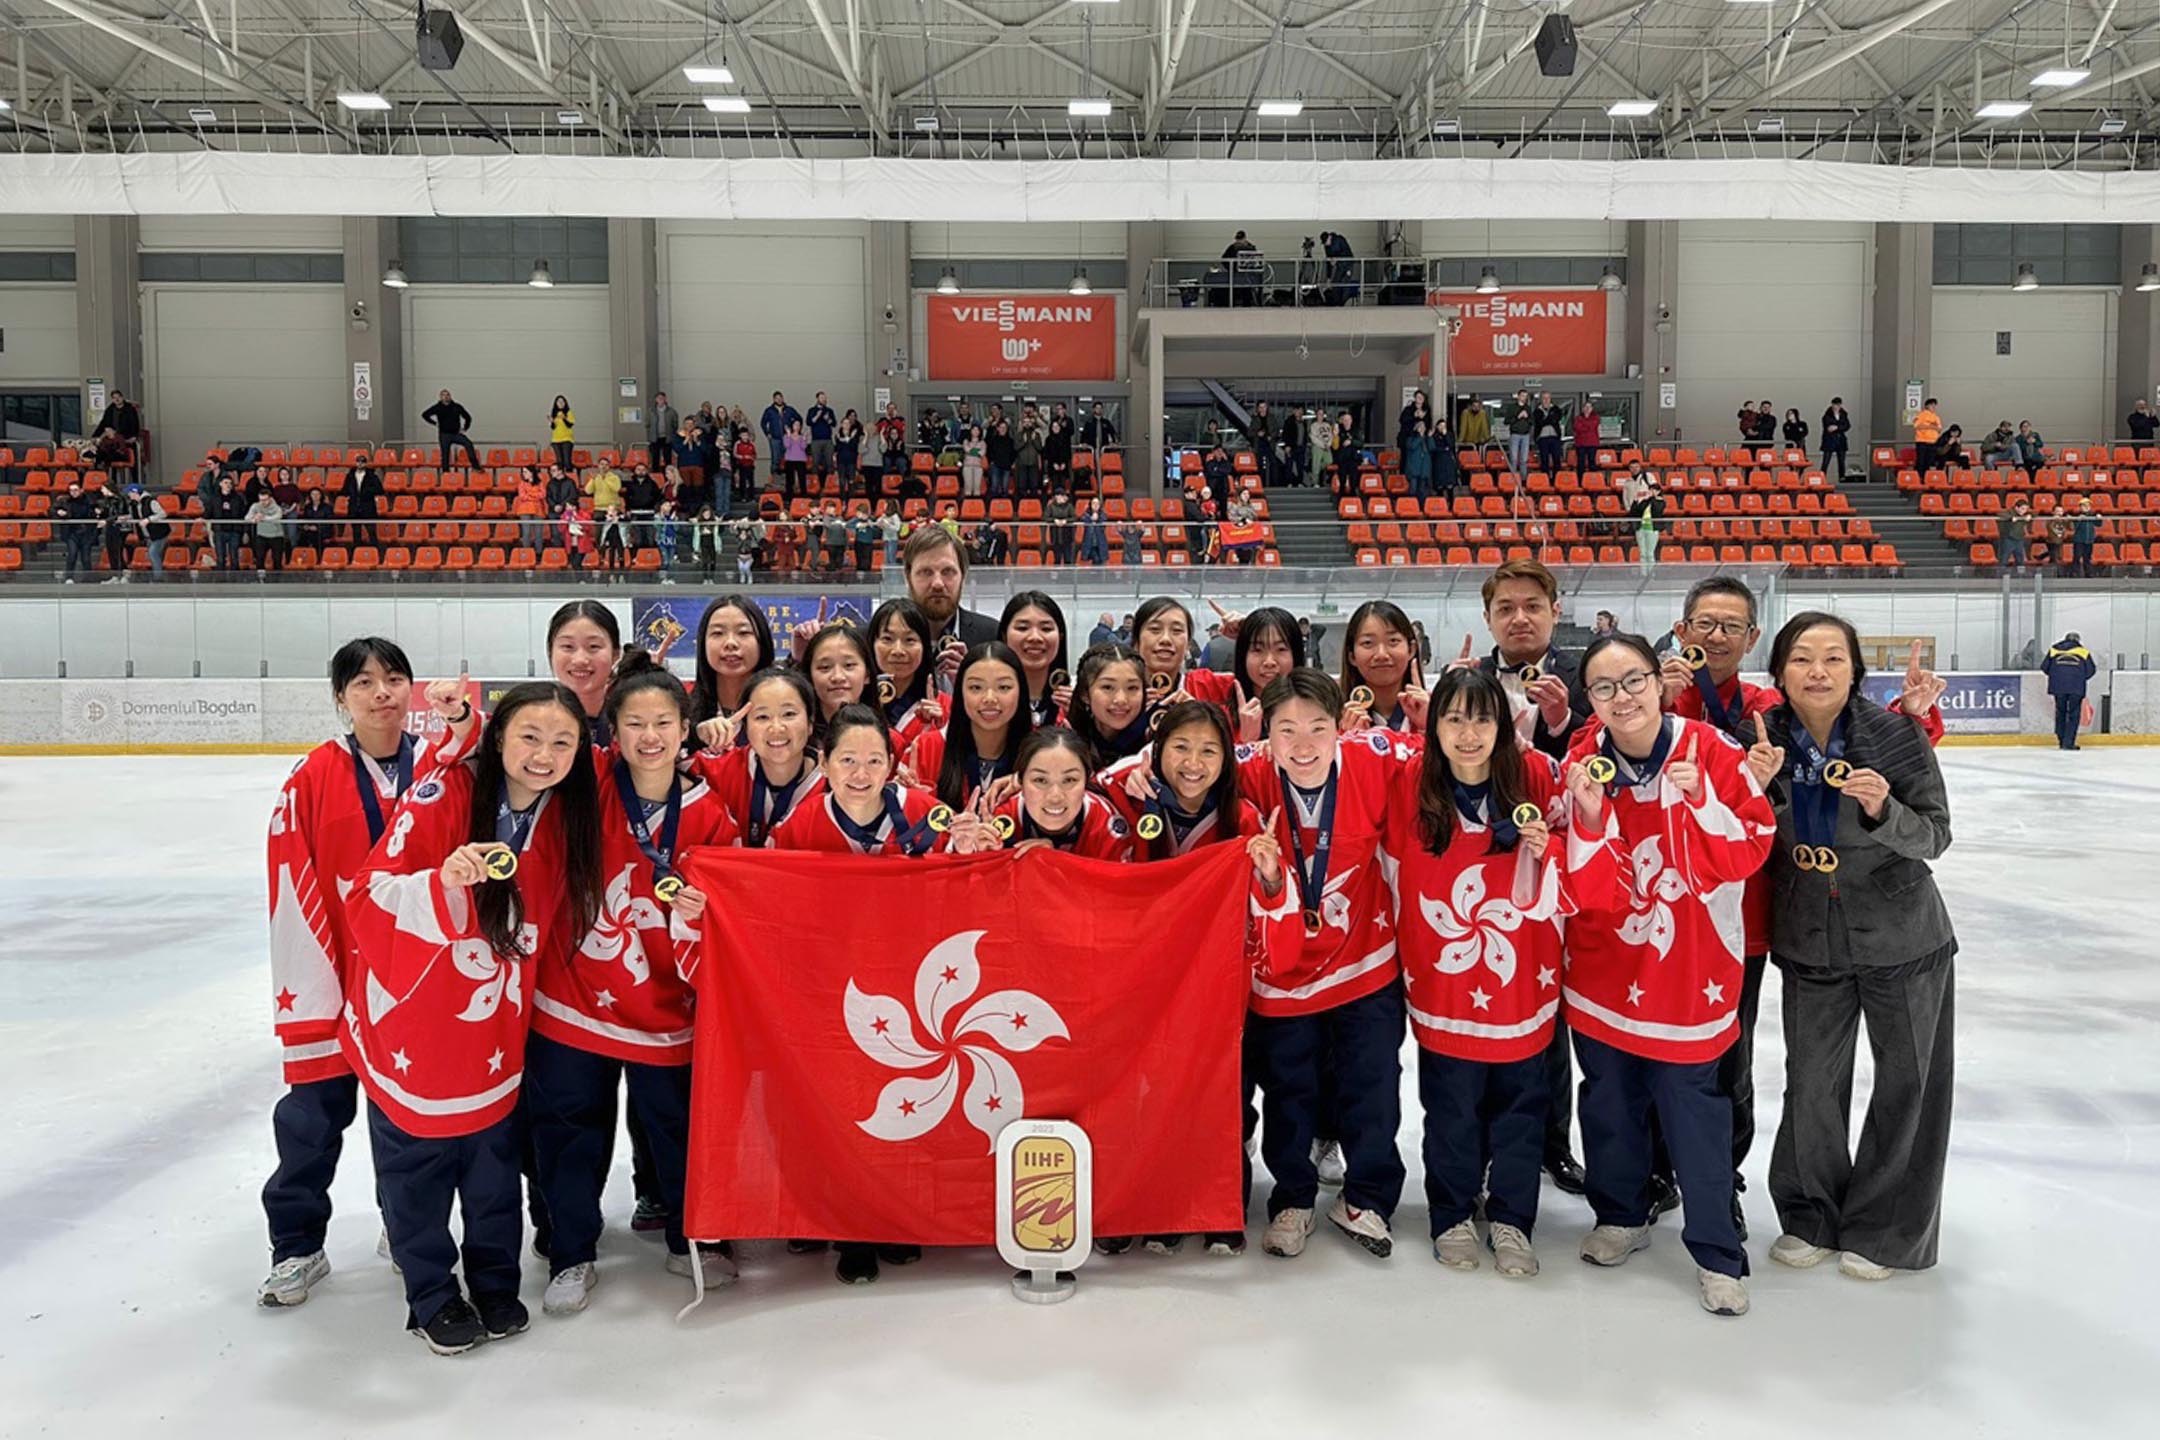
[845,930,1068,1152]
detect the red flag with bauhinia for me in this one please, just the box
[676,843,1254,1245]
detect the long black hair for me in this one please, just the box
[1065,641,1149,769]
[999,589,1071,688]
[799,622,876,737]
[1416,668,1530,855]
[690,594,776,726]
[937,641,1034,808]
[464,681,603,961]
[1143,700,1244,861]
[1339,599,1421,697]
[1232,606,1305,696]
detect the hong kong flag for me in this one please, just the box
[676,843,1254,1245]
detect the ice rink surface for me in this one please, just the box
[1,747,2155,1439]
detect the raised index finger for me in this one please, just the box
[1684,734,1699,763]
[1907,638,1923,680]
[1754,712,1769,745]
[1459,632,1475,660]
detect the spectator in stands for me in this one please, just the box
[1979,420,2018,468]
[422,389,479,470]
[973,419,1007,500]
[546,396,576,470]
[2013,420,2046,478]
[2001,498,2033,570]
[876,502,900,567]
[1457,397,1493,460]
[91,390,142,482]
[733,516,765,579]
[1593,610,1618,638]
[732,429,760,501]
[917,407,947,455]
[762,391,800,482]
[1046,487,1077,565]
[1014,416,1046,500]
[972,522,1009,568]
[648,391,679,469]
[1202,443,1233,494]
[1533,391,1566,477]
[292,487,331,557]
[655,499,683,576]
[1631,473,1666,574]
[875,403,907,487]
[2043,632,2097,749]
[781,419,811,497]
[2129,399,2158,443]
[1119,514,1144,565]
[1081,401,1119,459]
[206,474,247,571]
[340,461,384,547]
[821,503,851,575]
[1913,397,1943,474]
[673,459,712,525]
[1819,397,1853,478]
[952,425,982,498]
[246,489,288,575]
[1398,390,1431,451]
[1222,229,1258,261]
[690,505,723,582]
[623,464,662,553]
[846,507,875,573]
[586,459,622,519]
[1754,400,1779,452]
[506,467,546,550]
[1331,410,1362,498]
[92,484,133,582]
[1320,230,1357,305]
[1503,389,1534,477]
[1936,425,1968,471]
[560,503,590,574]
[1735,402,1759,451]
[2070,498,2099,576]
[1080,498,1109,566]
[543,462,578,520]
[136,487,174,579]
[1782,407,1809,457]
[683,420,722,510]
[1427,415,1460,501]
[1306,410,1335,487]
[1090,612,1117,647]
[1402,419,1435,501]
[1046,404,1075,491]
[1572,400,1601,476]
[804,391,837,482]
[836,409,864,493]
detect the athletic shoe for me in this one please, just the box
[1579,1223,1652,1267]
[1838,1251,1900,1281]
[1699,1268,1750,1316]
[1730,1191,1749,1241]
[1093,1235,1136,1256]
[376,1228,400,1274]
[1769,1234,1835,1269]
[1142,1234,1186,1255]
[835,1245,880,1285]
[1544,1152,1588,1196]
[1327,1196,1392,1258]
[1647,1173,1681,1219]
[409,1296,486,1356]
[877,1244,922,1265]
[1261,1207,1315,1258]
[474,1292,529,1340]
[666,1243,739,1287]
[631,1197,669,1235]
[785,1238,828,1255]
[1431,1220,1480,1271]
[1203,1230,1247,1256]
[541,1262,597,1316]
[1312,1139,1347,1188]
[257,1251,329,1308]
[1489,1223,1539,1278]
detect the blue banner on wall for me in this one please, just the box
[632,593,876,673]
[1860,671,2023,733]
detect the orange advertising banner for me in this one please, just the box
[926,294,1118,382]
[1429,289,1608,377]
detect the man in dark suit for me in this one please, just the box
[903,524,999,678]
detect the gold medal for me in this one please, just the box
[1148,671,1173,696]
[1302,907,1323,937]
[1792,843,1816,872]
[1584,756,1617,785]
[1146,708,1165,734]
[1520,662,1543,684]
[1812,845,1840,874]
[926,804,955,834]
[1682,644,1709,670]
[1136,812,1165,840]
[1823,759,1852,788]
[992,814,1016,840]
[653,874,685,903]
[877,675,896,704]
[1348,685,1375,709]
[483,846,519,881]
[1512,802,1542,827]
[1049,668,1071,691]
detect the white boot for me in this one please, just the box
[666,1245,740,1288]
[1431,1220,1480,1271]
[1489,1223,1539,1279]
[1261,1207,1315,1259]
[1699,1268,1750,1316]
[1312,1139,1347,1188]
[1327,1196,1393,1258]
[1838,1251,1901,1281]
[258,1251,330,1308]
[1770,1233,1835,1269]
[1579,1223,1652,1267]
[542,1261,598,1316]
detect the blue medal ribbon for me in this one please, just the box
[748,759,809,849]
[1600,720,1677,794]
[611,758,684,888]
[496,785,540,852]
[1278,764,1339,936]
[886,786,944,855]
[348,733,415,846]
[1787,715,1848,864]
[1692,667,1743,738]
[1451,779,1519,848]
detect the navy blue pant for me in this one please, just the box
[367,1103,523,1328]
[1574,1031,1748,1278]
[523,1032,691,1269]
[1245,983,1406,1220]
[1418,1048,1548,1237]
[263,1074,360,1262]
[2055,693,2083,749]
[1541,1022,1575,1162]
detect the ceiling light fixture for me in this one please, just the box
[1976,100,2033,119]
[1257,98,1303,118]
[936,266,960,295]
[682,64,735,85]
[1598,262,1623,292]
[188,105,217,124]
[336,91,392,111]
[1607,99,1658,118]
[2032,67,2090,87]
[2098,112,2129,134]
[703,95,752,113]
[529,259,554,288]
[556,109,583,125]
[2012,262,2039,291]
[382,261,410,289]
[1068,98,1112,117]
[1069,266,1092,295]
[1431,117,1460,135]
[2138,263,2160,293]
[1476,264,1502,294]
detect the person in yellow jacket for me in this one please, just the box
[1913,398,1943,474]
[549,394,576,469]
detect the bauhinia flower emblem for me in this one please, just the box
[1618,834,1689,960]
[1418,865,1525,985]
[452,924,536,1022]
[577,863,661,986]
[846,930,1068,1152]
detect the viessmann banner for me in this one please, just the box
[926,294,1118,382]
[1430,289,1608,377]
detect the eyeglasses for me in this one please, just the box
[1685,617,1753,639]
[1586,670,1655,703]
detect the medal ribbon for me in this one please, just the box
[885,787,943,856]
[748,760,808,849]
[1787,715,1847,856]
[348,733,415,845]
[1277,765,1339,928]
[612,759,684,888]
[1451,779,1519,848]
[1600,719,1678,794]
[831,791,903,853]
[1692,666,1742,737]
[496,785,540,853]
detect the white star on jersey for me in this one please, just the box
[486,1049,504,1074]
[392,1049,412,1073]
[595,990,617,1009]
[1536,965,1557,989]
[1469,986,1492,1011]
[1703,979,1726,1006]
[1626,983,1645,1007]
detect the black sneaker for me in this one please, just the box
[1142,1234,1186,1255]
[1648,1173,1682,1220]
[1203,1230,1247,1256]
[835,1245,880,1285]
[1544,1153,1588,1196]
[876,1244,922,1266]
[474,1292,529,1341]
[1093,1235,1136,1255]
[1730,1191,1749,1241]
[409,1296,486,1356]
[630,1197,669,1235]
[786,1238,829,1255]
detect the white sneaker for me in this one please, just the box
[1579,1223,1653,1267]
[1432,1220,1480,1270]
[1261,1207,1315,1258]
[1327,1196,1393,1258]
[1489,1223,1539,1278]
[1839,1251,1901,1281]
[665,1245,739,1288]
[542,1261,598,1315]
[1770,1233,1835,1269]
[1699,1268,1750,1316]
[1312,1139,1347,1188]
[257,1250,330,1307]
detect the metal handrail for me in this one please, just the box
[1141,254,1432,310]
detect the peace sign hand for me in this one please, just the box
[1447,632,1478,671]
[1745,712,1786,790]
[1896,639,1947,718]
[1247,808,1284,889]
[1235,682,1264,745]
[1666,733,1704,802]
[696,712,739,752]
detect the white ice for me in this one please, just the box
[1,749,2155,1438]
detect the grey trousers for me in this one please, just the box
[1769,955,1955,1270]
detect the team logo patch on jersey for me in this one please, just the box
[1233,743,1258,763]
[1358,731,1392,755]
[410,778,445,805]
[1107,814,1129,838]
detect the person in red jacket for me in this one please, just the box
[526,654,741,1321]
[1132,595,1239,711]
[903,642,1032,811]
[1571,400,1602,475]
[258,638,478,1309]
[990,728,1132,859]
[1384,668,1606,1281]
[692,668,825,846]
[346,682,603,1354]
[1563,634,1776,1318]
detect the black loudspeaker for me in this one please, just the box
[416,10,464,72]
[1534,15,1578,78]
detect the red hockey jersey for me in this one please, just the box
[266,730,468,1085]
[1175,666,1241,712]
[535,758,739,1067]
[690,744,825,848]
[1561,715,1776,1066]
[1235,730,1416,1018]
[341,761,573,1138]
[902,725,1016,809]
[1381,752,1609,1063]
[989,790,1132,860]
[769,784,948,855]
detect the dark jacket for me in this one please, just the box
[1820,407,1852,449]
[2041,640,2096,697]
[932,606,1002,650]
[2130,410,2158,441]
[1762,696,1956,973]
[1476,645,1590,760]
[761,403,801,443]
[341,469,385,517]
[622,474,661,512]
[805,403,836,440]
[94,400,142,439]
[420,400,472,435]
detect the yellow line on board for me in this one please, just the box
[0,743,318,756]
